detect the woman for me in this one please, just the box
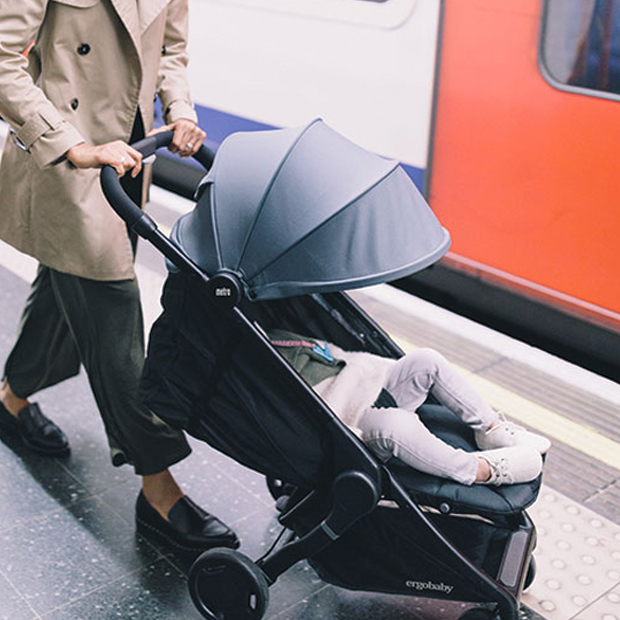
[0,0,238,555]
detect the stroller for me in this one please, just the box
[101,120,542,620]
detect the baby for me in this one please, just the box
[268,330,549,486]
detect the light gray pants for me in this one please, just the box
[357,348,498,485]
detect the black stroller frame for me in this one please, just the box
[101,133,539,620]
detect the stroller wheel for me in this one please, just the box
[523,556,536,590]
[188,548,270,620]
[457,607,498,620]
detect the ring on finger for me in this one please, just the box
[186,142,193,149]
[120,156,127,163]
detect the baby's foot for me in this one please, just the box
[476,446,543,486]
[476,413,551,454]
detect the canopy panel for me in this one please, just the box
[171,119,450,300]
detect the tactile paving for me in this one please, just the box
[522,485,620,619]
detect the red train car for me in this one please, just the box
[410,0,620,379]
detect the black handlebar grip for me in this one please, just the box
[99,130,215,228]
[100,165,145,229]
[131,131,214,168]
[130,131,175,158]
[193,144,215,169]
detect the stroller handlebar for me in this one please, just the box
[100,130,214,233]
[129,131,215,169]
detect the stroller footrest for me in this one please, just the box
[387,405,542,519]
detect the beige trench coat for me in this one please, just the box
[0,0,198,280]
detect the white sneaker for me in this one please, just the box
[475,413,551,454]
[476,446,543,486]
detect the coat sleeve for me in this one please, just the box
[157,0,198,124]
[0,1,84,168]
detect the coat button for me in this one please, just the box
[161,44,167,55]
[70,98,79,110]
[77,43,91,55]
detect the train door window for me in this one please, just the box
[541,0,620,98]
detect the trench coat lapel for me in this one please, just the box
[107,0,142,61]
[139,0,171,33]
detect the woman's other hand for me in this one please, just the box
[148,119,205,157]
[66,141,143,177]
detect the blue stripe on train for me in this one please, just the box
[156,101,426,191]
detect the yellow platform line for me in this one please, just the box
[392,336,620,471]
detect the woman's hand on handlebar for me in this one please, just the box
[67,141,143,178]
[147,118,206,157]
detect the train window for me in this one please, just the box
[541,0,620,97]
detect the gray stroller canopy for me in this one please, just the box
[170,119,450,301]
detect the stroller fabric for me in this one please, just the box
[169,119,450,301]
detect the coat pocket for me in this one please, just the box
[51,0,100,7]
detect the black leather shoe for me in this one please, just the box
[0,400,70,457]
[136,491,240,556]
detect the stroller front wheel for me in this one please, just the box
[188,548,270,620]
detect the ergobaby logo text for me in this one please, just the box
[405,580,454,595]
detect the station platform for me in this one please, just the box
[0,186,619,620]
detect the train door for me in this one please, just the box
[428,0,620,331]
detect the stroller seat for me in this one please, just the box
[388,405,542,519]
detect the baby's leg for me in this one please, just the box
[383,349,551,455]
[357,406,543,486]
[384,348,497,432]
[357,406,479,485]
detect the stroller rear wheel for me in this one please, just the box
[188,548,270,620]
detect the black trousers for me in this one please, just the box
[4,266,191,475]
[3,114,191,475]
